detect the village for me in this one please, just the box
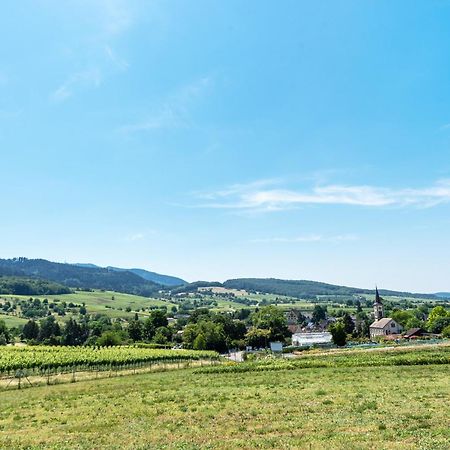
[287,288,445,349]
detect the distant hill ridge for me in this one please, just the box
[177,278,440,300]
[0,258,164,297]
[0,258,445,300]
[75,263,186,287]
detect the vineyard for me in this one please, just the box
[196,344,450,374]
[0,346,218,389]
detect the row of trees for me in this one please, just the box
[19,315,128,346]
[181,306,290,351]
[388,305,450,334]
[1,306,291,351]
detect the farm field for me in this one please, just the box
[0,313,28,328]
[0,347,449,449]
[359,294,445,306]
[0,290,177,322]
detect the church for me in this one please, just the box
[369,288,402,339]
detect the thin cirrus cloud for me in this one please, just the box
[119,76,212,133]
[50,69,102,103]
[47,0,137,103]
[250,234,358,244]
[95,0,134,38]
[104,45,129,71]
[195,179,450,211]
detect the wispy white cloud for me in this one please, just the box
[125,232,145,242]
[51,69,102,103]
[194,178,282,200]
[95,0,134,38]
[104,45,129,71]
[119,76,213,133]
[195,179,450,211]
[251,234,358,243]
[47,0,139,102]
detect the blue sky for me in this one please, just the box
[1,0,450,292]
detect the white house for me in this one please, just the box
[369,317,402,339]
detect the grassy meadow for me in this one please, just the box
[0,313,28,328]
[0,290,178,322]
[0,347,449,449]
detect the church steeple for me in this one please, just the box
[373,286,384,320]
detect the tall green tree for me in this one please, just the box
[38,316,61,342]
[153,326,172,344]
[245,327,271,348]
[183,320,227,352]
[149,310,168,329]
[328,321,346,347]
[22,320,39,340]
[193,333,206,350]
[341,312,355,334]
[62,318,86,346]
[0,320,9,345]
[128,319,143,342]
[312,305,327,324]
[251,306,290,341]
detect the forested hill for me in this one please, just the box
[111,267,185,287]
[0,258,162,296]
[75,264,186,287]
[222,278,438,299]
[0,276,71,295]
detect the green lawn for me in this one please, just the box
[0,352,448,449]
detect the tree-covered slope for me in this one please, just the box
[0,276,71,295]
[107,267,185,287]
[75,264,186,287]
[223,278,438,299]
[0,258,162,296]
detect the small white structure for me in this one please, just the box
[292,332,332,347]
[270,342,283,352]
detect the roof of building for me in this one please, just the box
[370,317,395,329]
[404,328,424,338]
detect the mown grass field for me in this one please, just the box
[0,348,448,449]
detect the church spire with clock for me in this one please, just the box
[373,287,384,321]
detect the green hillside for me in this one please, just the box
[0,290,177,324]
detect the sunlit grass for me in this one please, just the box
[0,358,448,449]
